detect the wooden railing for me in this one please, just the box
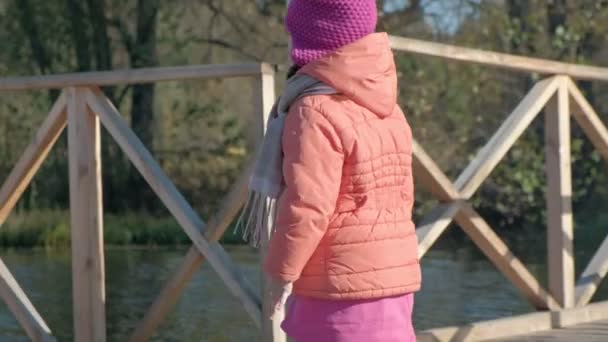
[0,63,278,342]
[0,36,607,342]
[390,37,608,340]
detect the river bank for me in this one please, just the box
[1,208,606,250]
[0,210,243,248]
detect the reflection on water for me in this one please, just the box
[0,240,606,341]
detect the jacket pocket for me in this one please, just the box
[334,194,368,213]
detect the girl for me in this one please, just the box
[242,1,421,341]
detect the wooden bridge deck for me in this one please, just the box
[491,320,608,341]
[417,301,608,342]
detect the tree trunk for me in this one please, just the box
[546,0,568,60]
[506,0,535,55]
[86,0,131,212]
[14,0,58,100]
[505,0,536,94]
[376,0,423,34]
[130,0,158,151]
[66,0,92,71]
[15,0,64,210]
[15,0,52,74]
[129,0,159,211]
[86,0,115,102]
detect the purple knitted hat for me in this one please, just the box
[285,0,378,66]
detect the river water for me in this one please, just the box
[0,234,606,341]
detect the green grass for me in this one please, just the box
[0,210,244,248]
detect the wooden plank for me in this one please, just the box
[252,72,286,342]
[0,93,67,224]
[413,78,557,256]
[411,140,464,256]
[545,80,575,309]
[419,300,608,341]
[66,87,106,342]
[84,87,262,328]
[389,36,608,82]
[260,203,284,342]
[454,77,560,198]
[0,258,56,342]
[129,160,253,342]
[575,235,608,306]
[456,205,559,310]
[416,201,464,258]
[249,73,276,148]
[412,139,461,201]
[417,311,552,342]
[556,301,608,328]
[412,139,558,309]
[0,63,272,91]
[567,79,608,306]
[495,319,608,341]
[566,78,608,162]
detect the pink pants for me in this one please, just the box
[282,293,416,342]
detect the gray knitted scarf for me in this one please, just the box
[237,74,336,247]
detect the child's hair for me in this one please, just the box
[287,65,301,80]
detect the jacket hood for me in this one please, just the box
[300,33,397,118]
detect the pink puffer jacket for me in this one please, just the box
[265,33,421,300]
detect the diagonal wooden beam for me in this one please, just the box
[576,235,608,306]
[133,70,276,341]
[411,76,558,255]
[412,139,461,202]
[0,94,67,341]
[416,201,465,258]
[412,140,559,310]
[0,93,67,224]
[454,76,561,198]
[455,205,559,310]
[566,77,608,162]
[565,78,608,306]
[0,256,56,341]
[412,139,464,255]
[84,87,262,328]
[130,160,253,342]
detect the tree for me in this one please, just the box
[1,0,607,232]
[130,0,159,151]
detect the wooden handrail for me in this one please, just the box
[390,36,608,82]
[0,63,273,91]
[3,37,608,92]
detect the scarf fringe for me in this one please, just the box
[235,191,277,248]
[236,75,336,248]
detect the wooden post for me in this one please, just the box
[252,68,285,342]
[67,87,106,342]
[545,77,575,309]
